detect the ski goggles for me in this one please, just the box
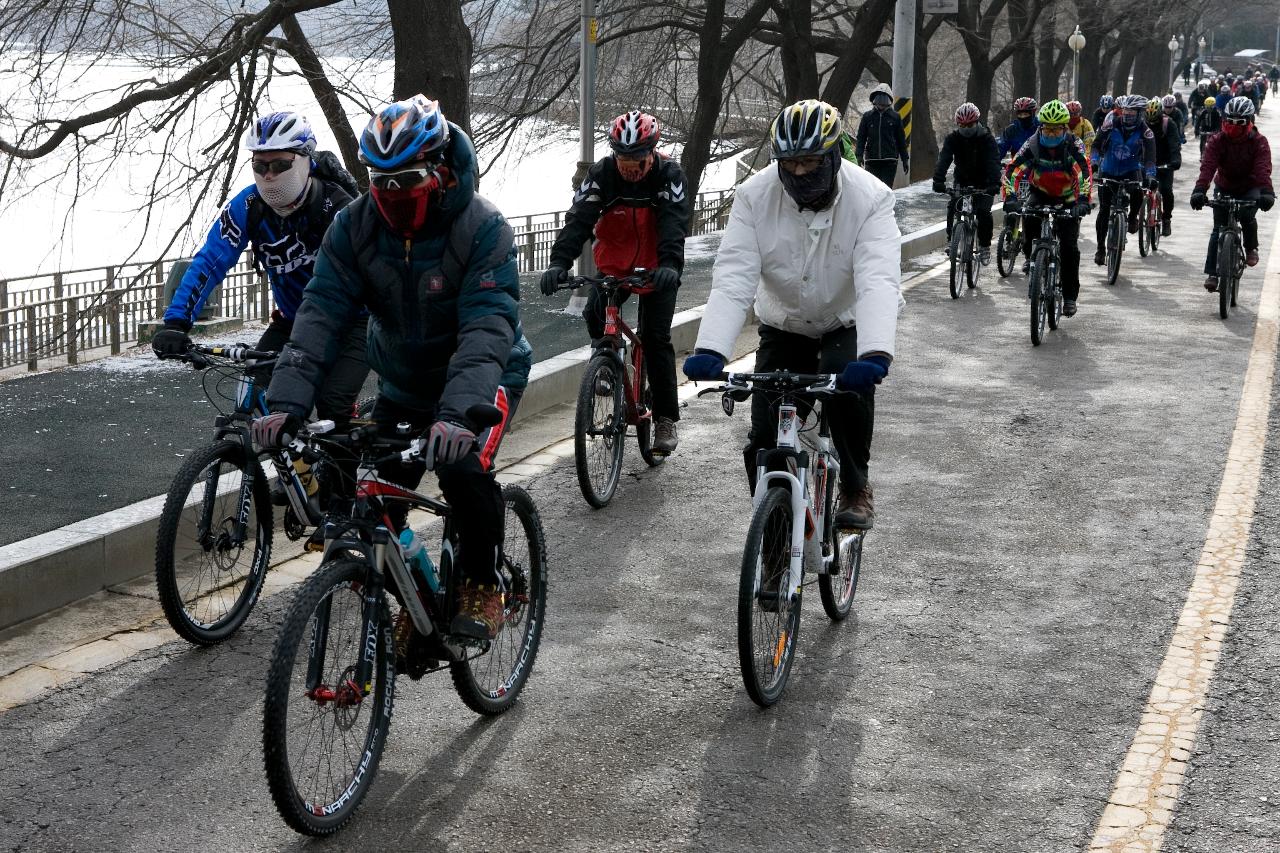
[251,158,297,176]
[1224,117,1251,126]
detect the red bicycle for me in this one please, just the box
[559,271,666,508]
[1139,169,1165,256]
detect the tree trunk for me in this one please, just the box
[1076,36,1102,108]
[778,0,819,101]
[1112,40,1138,95]
[1008,0,1037,97]
[1037,22,1058,103]
[386,0,472,135]
[821,0,896,112]
[910,11,944,183]
[966,59,996,119]
[1131,39,1167,97]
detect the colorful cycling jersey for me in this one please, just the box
[1003,136,1092,202]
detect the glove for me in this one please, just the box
[682,349,726,381]
[422,420,477,470]
[151,322,192,358]
[1003,199,1019,213]
[1260,193,1276,212]
[1190,190,1208,210]
[251,412,301,452]
[652,266,680,292]
[539,265,568,297]
[901,157,910,173]
[931,179,946,194]
[1072,200,1092,218]
[1147,177,1159,190]
[836,355,891,394]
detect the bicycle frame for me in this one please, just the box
[594,278,658,426]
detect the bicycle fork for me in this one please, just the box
[751,403,811,603]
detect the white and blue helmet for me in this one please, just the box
[245,111,317,155]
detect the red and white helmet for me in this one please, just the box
[609,111,660,156]
[1012,96,1038,113]
[954,102,981,124]
[1065,100,1083,117]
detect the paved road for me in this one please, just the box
[2,118,1279,850]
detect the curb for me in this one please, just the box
[0,223,945,632]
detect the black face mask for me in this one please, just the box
[958,125,982,138]
[778,149,839,211]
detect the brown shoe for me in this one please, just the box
[1247,249,1260,267]
[1204,275,1219,292]
[653,417,678,455]
[833,485,874,530]
[451,583,503,641]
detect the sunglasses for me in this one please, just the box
[251,158,296,176]
[1040,125,1067,136]
[369,167,435,190]
[1225,117,1251,126]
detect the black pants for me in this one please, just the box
[1157,169,1175,224]
[947,192,995,247]
[1021,202,1083,301]
[254,311,370,427]
[864,159,899,187]
[371,388,522,585]
[1095,177,1143,250]
[1204,189,1261,274]
[743,324,874,497]
[584,282,679,421]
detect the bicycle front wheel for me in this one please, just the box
[155,439,272,645]
[997,224,1015,278]
[574,353,626,508]
[1029,252,1049,346]
[948,224,966,299]
[964,227,981,289]
[1138,198,1150,257]
[738,486,802,707]
[451,485,548,715]
[263,558,395,836]
[1218,232,1237,319]
[1106,216,1122,286]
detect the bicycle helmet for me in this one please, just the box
[1205,96,1217,107]
[954,102,981,124]
[1244,80,1255,91]
[770,99,842,158]
[1119,94,1149,110]
[1065,100,1083,117]
[244,112,317,155]
[1146,98,1162,118]
[608,110,661,156]
[1013,96,1038,114]
[1099,95,1115,110]
[1161,94,1177,109]
[359,95,450,170]
[1225,96,1257,118]
[1036,100,1070,125]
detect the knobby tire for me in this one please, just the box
[738,486,802,707]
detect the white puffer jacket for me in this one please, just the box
[695,159,904,360]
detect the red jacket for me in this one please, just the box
[1196,127,1273,196]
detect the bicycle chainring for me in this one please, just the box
[282,505,306,541]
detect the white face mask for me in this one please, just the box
[253,155,311,215]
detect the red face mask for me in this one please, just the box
[1222,121,1250,140]
[370,168,448,236]
[616,152,654,183]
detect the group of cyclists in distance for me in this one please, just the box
[147,65,1270,640]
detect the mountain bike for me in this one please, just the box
[154,344,368,645]
[558,270,665,508]
[262,409,547,836]
[996,185,1028,278]
[1206,194,1258,319]
[1138,171,1165,256]
[1023,204,1084,346]
[947,187,989,298]
[1097,177,1143,286]
[698,371,866,707]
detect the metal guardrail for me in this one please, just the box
[0,188,737,372]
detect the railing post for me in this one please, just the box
[25,305,37,371]
[65,298,78,365]
[523,215,534,272]
[109,290,121,354]
[53,272,65,343]
[154,262,165,318]
[0,279,8,356]
[259,271,270,323]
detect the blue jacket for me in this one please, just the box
[998,117,1039,158]
[1093,118,1156,178]
[267,125,532,426]
[164,177,352,328]
[1215,92,1232,112]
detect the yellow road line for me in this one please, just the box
[1089,211,1280,851]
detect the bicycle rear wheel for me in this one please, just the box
[997,223,1015,278]
[1106,216,1122,286]
[574,353,626,507]
[1151,195,1162,252]
[965,228,981,289]
[1046,260,1062,331]
[948,224,966,299]
[155,439,272,645]
[635,363,665,467]
[450,485,548,714]
[1138,198,1150,257]
[1218,232,1236,319]
[262,558,394,836]
[1029,251,1049,346]
[738,486,802,707]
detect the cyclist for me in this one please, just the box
[1190,96,1275,292]
[151,112,367,428]
[1002,100,1092,316]
[1093,95,1115,135]
[251,96,534,642]
[539,110,689,455]
[1091,94,1155,266]
[1150,96,1184,237]
[683,99,902,529]
[1192,80,1212,124]
[932,102,1001,264]
[855,83,909,186]
[999,97,1040,160]
[1270,64,1279,94]
[1172,92,1191,130]
[1216,85,1233,113]
[1196,96,1222,153]
[1066,100,1096,159]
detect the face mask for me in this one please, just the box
[253,155,311,215]
[1119,112,1139,128]
[616,152,654,183]
[778,149,839,211]
[873,95,892,110]
[958,125,981,138]
[1039,131,1066,148]
[1222,121,1249,139]
[370,167,448,236]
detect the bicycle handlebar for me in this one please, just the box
[1205,197,1258,210]
[556,271,656,295]
[1019,204,1088,219]
[162,342,278,369]
[694,370,845,397]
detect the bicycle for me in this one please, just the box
[1206,194,1258,319]
[1096,177,1143,286]
[697,371,866,707]
[1138,170,1166,257]
[262,408,548,836]
[154,344,362,645]
[1022,204,1084,346]
[996,184,1028,278]
[946,187,990,298]
[556,270,666,508]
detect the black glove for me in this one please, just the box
[250,412,302,452]
[1072,200,1091,218]
[1260,193,1276,212]
[652,266,680,292]
[151,321,192,358]
[539,265,568,297]
[931,179,946,194]
[1190,190,1208,210]
[1147,177,1159,190]
[901,157,910,174]
[1003,199,1019,213]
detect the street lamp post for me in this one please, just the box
[1169,36,1182,91]
[1198,35,1206,79]
[1068,26,1086,101]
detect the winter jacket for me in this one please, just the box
[1150,115,1183,170]
[695,160,903,360]
[548,153,689,278]
[855,108,909,165]
[267,124,533,426]
[1195,126,1274,197]
[164,177,353,328]
[1092,116,1156,178]
[1004,136,1092,203]
[997,117,1039,158]
[1068,116,1097,159]
[933,126,1001,190]
[1092,108,1112,133]
[1216,92,1232,112]
[1196,108,1222,137]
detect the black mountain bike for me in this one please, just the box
[262,407,547,836]
[1023,203,1084,347]
[996,187,1027,278]
[947,187,990,298]
[1206,194,1258,319]
[1097,177,1143,286]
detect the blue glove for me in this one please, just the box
[652,266,680,292]
[836,355,890,393]
[682,349,725,380]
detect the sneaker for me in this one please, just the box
[1204,275,1219,292]
[1022,259,1030,275]
[833,485,875,530]
[1128,220,1139,235]
[451,583,503,641]
[1063,300,1078,317]
[304,525,325,553]
[1247,249,1260,267]
[978,246,991,265]
[1094,249,1106,266]
[653,417,678,455]
[1161,220,1172,237]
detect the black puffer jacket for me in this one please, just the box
[855,108,909,164]
[933,126,1002,189]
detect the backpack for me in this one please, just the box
[311,149,361,197]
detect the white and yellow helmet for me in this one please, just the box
[770,99,842,159]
